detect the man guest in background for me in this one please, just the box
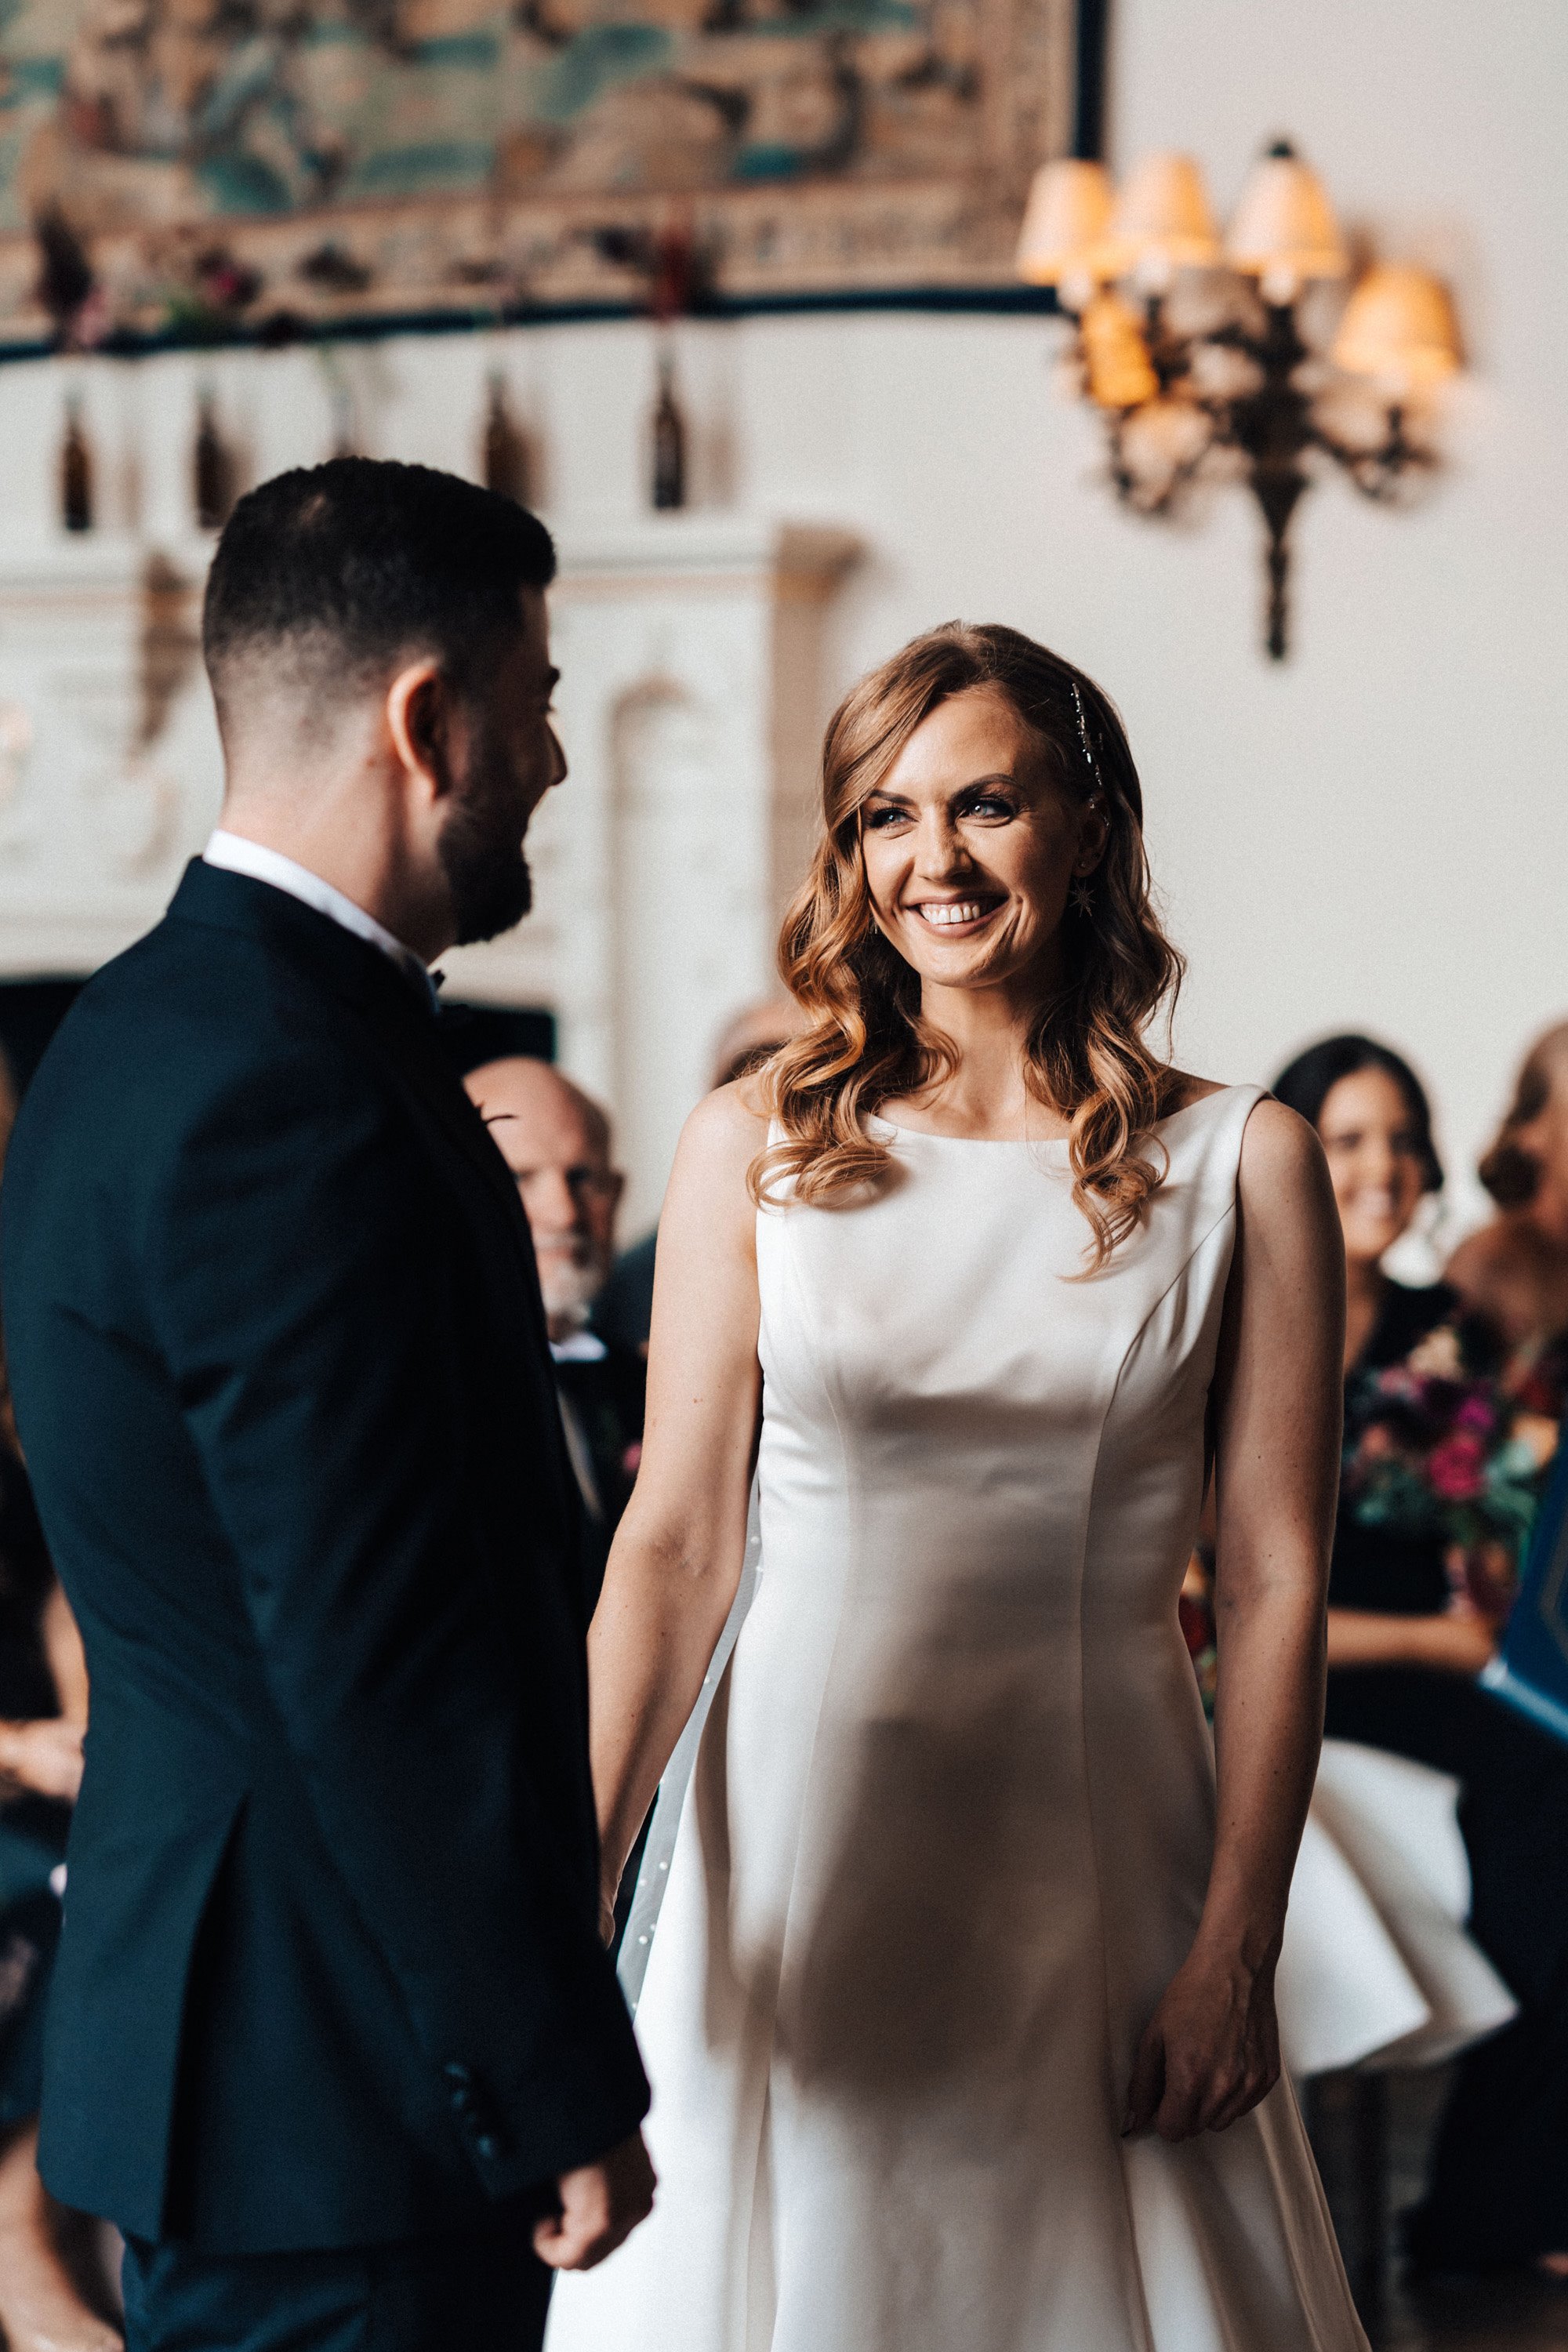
[0,459,653,2352]
[463,1058,644,1606]
[593,996,808,1358]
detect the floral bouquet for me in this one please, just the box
[1179,1551,1218,1720]
[1343,1322,1559,1628]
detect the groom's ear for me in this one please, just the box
[385,659,456,803]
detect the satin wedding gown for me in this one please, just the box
[549,1083,1367,2352]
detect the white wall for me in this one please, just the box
[0,0,1562,1239]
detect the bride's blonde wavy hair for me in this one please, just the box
[751,623,1185,1271]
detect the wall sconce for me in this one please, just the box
[1017,141,1462,659]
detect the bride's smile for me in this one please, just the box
[909,894,1003,935]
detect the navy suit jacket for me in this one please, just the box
[0,861,648,2252]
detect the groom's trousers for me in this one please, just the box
[121,2198,554,2352]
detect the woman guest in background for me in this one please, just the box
[1446,1018,1568,1417]
[1273,1033,1568,2280]
[549,624,1366,2352]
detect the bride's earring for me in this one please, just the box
[1072,878,1094,916]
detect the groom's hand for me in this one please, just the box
[532,2129,656,2270]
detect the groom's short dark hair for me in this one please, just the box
[202,458,556,718]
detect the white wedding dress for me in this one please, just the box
[548,1083,1367,2352]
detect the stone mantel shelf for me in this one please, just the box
[549,513,861,597]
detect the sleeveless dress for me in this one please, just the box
[548,1084,1367,2351]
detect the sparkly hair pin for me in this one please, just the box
[1070,681,1102,796]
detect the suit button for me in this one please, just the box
[474,2134,501,2161]
[443,2062,474,2089]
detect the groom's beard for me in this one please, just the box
[438,746,534,946]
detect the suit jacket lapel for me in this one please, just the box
[362,1007,555,1354]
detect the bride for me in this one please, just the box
[548,624,1366,2350]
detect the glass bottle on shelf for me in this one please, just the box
[193,387,237,532]
[650,350,686,512]
[60,392,93,534]
[481,372,532,506]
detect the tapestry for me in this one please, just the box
[0,0,1083,344]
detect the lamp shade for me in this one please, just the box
[1109,153,1219,280]
[1225,141,1346,300]
[1331,265,1461,394]
[1016,159,1117,288]
[1080,291,1158,408]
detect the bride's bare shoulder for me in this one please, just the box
[1236,1094,1333,1221]
[1160,1072,1324,1190]
[666,1076,771,1211]
[655,1080,772,1276]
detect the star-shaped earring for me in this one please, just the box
[1072,878,1094,916]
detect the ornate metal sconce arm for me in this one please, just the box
[1021,143,1461,661]
[1310,407,1440,505]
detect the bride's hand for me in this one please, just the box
[1122,1938,1280,2142]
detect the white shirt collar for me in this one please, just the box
[203,830,437,1012]
[550,1330,608,1365]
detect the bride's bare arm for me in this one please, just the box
[1125,1099,1344,2141]
[587,1081,768,1925]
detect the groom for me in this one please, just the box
[0,460,652,2349]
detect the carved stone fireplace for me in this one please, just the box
[0,514,859,1230]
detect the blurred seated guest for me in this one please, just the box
[1274,1033,1568,2278]
[463,1058,642,1603]
[593,997,808,1357]
[1447,1018,1568,1416]
[0,1036,118,2352]
[0,1414,118,2351]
